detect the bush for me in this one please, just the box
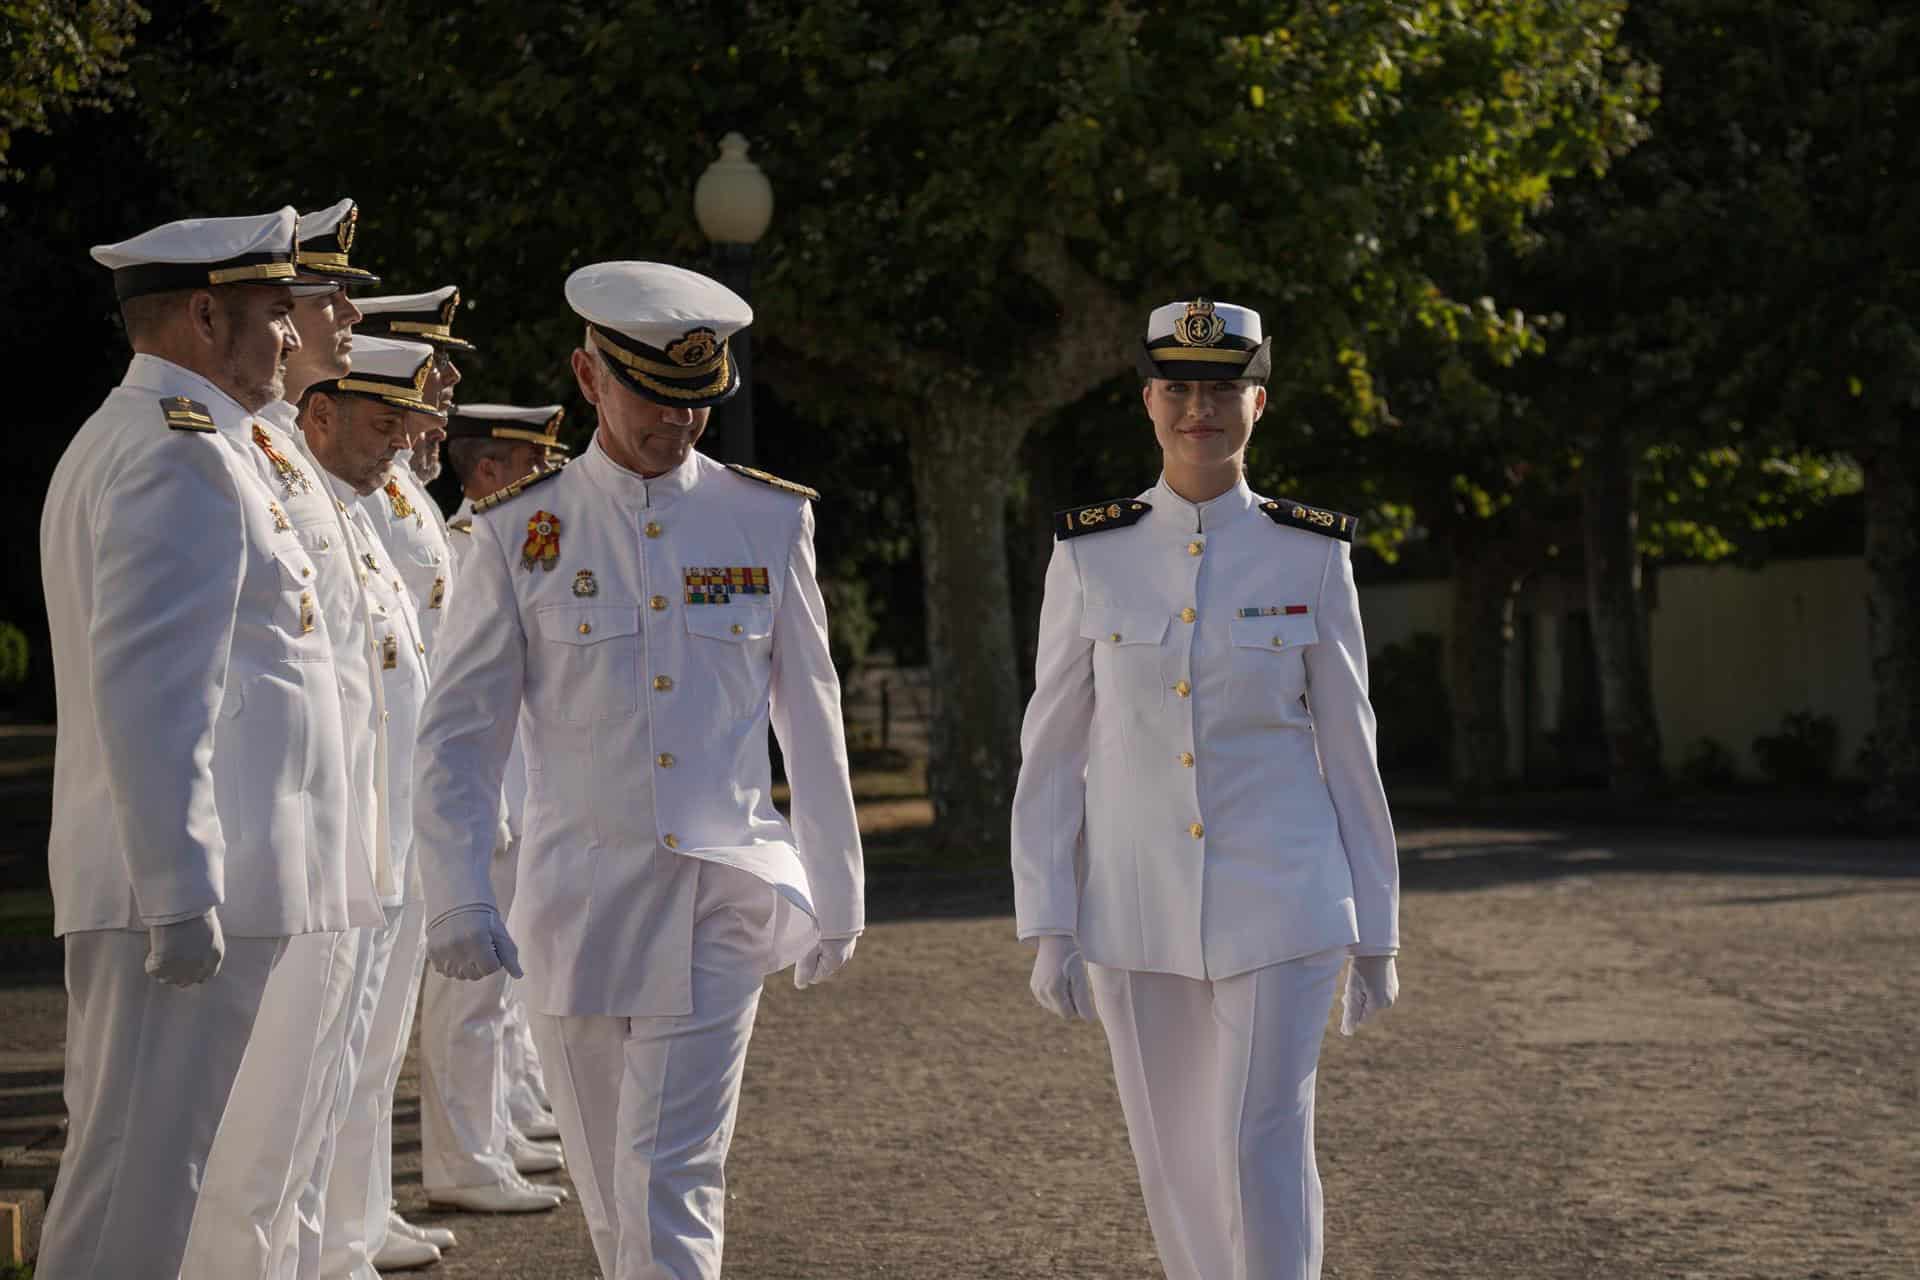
[1680,736,1739,789]
[1371,631,1450,774]
[1752,710,1839,786]
[0,622,27,688]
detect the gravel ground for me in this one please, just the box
[5,824,1916,1278]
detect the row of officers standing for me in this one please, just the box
[36,200,1400,1280]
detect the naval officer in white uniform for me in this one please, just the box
[413,262,865,1280]
[38,208,384,1279]
[1012,299,1401,1280]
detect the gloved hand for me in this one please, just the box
[1029,934,1096,1022]
[428,904,523,981]
[1340,954,1399,1036]
[145,907,225,987]
[794,934,858,989]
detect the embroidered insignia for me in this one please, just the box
[447,518,474,536]
[522,510,561,572]
[251,423,313,497]
[1053,499,1151,541]
[382,478,415,521]
[160,396,215,433]
[684,566,770,604]
[337,204,357,253]
[1174,298,1226,347]
[572,569,598,598]
[1260,499,1356,543]
[381,635,398,670]
[725,464,820,500]
[665,328,719,367]
[267,502,290,532]
[362,552,380,573]
[472,459,567,513]
[429,576,446,609]
[299,591,316,634]
[1237,605,1312,618]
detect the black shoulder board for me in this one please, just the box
[160,396,215,433]
[1055,499,1150,540]
[473,459,567,513]
[1260,498,1357,542]
[727,464,820,500]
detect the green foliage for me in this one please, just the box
[0,0,146,173]
[0,620,28,686]
[820,576,878,683]
[1369,631,1451,774]
[1752,710,1839,786]
[1678,736,1737,789]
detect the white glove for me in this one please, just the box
[1029,935,1096,1022]
[1340,955,1399,1036]
[429,904,523,981]
[145,907,225,987]
[794,934,858,989]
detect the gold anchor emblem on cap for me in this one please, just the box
[1174,298,1226,346]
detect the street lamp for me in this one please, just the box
[694,132,773,467]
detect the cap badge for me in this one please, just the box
[572,569,598,598]
[337,206,358,253]
[1174,298,1226,347]
[665,328,719,368]
[522,510,561,572]
[440,288,461,324]
[250,423,313,498]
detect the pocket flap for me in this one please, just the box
[1081,606,1171,647]
[685,605,774,643]
[1229,613,1319,651]
[536,603,640,647]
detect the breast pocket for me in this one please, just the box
[531,603,640,723]
[1081,606,1171,710]
[1229,614,1316,715]
[269,547,326,649]
[685,604,775,719]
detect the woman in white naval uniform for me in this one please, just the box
[413,263,864,1280]
[1012,299,1401,1280]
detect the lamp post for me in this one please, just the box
[694,132,773,467]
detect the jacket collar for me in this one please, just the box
[122,354,255,438]
[1147,473,1258,534]
[576,434,703,509]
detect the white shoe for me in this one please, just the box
[514,1108,562,1140]
[370,1233,442,1270]
[388,1210,458,1250]
[509,1130,565,1174]
[426,1181,564,1213]
[511,1171,570,1203]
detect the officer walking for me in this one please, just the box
[1011,299,1402,1280]
[413,262,865,1280]
[37,208,384,1279]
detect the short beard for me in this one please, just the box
[410,441,442,484]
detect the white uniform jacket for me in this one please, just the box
[41,355,383,937]
[1011,476,1399,979]
[364,460,453,653]
[413,442,864,1017]
[340,474,432,905]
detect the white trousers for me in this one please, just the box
[530,862,774,1280]
[180,927,362,1280]
[315,900,427,1278]
[1088,951,1344,1280]
[35,930,283,1280]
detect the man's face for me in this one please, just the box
[209,286,302,412]
[1141,377,1267,470]
[474,441,546,497]
[306,394,412,495]
[281,282,361,400]
[411,351,459,482]
[572,347,708,477]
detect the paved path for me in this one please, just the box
[3,823,1915,1277]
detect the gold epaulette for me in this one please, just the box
[447,517,474,535]
[473,460,568,514]
[726,464,820,500]
[1260,499,1357,542]
[1055,499,1150,540]
[161,396,215,433]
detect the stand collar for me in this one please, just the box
[1148,473,1257,533]
[576,434,702,509]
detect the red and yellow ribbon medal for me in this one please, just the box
[522,510,561,572]
[383,477,415,520]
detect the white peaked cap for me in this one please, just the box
[91,207,300,300]
[565,261,751,408]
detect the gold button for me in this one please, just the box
[1173,680,1191,697]
[650,595,668,611]
[644,521,662,538]
[415,642,425,654]
[320,536,331,549]
[730,623,743,635]
[1187,541,1203,556]
[1180,607,1197,624]
[663,833,679,849]
[653,675,674,692]
[1271,636,1285,647]
[578,622,592,635]
[657,753,675,768]
[301,567,311,578]
[1110,632,1122,643]
[335,499,346,512]
[1179,752,1194,768]
[1189,822,1205,839]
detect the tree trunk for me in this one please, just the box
[909,406,1026,856]
[1448,530,1525,798]
[1580,426,1666,799]
[1858,418,1920,828]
